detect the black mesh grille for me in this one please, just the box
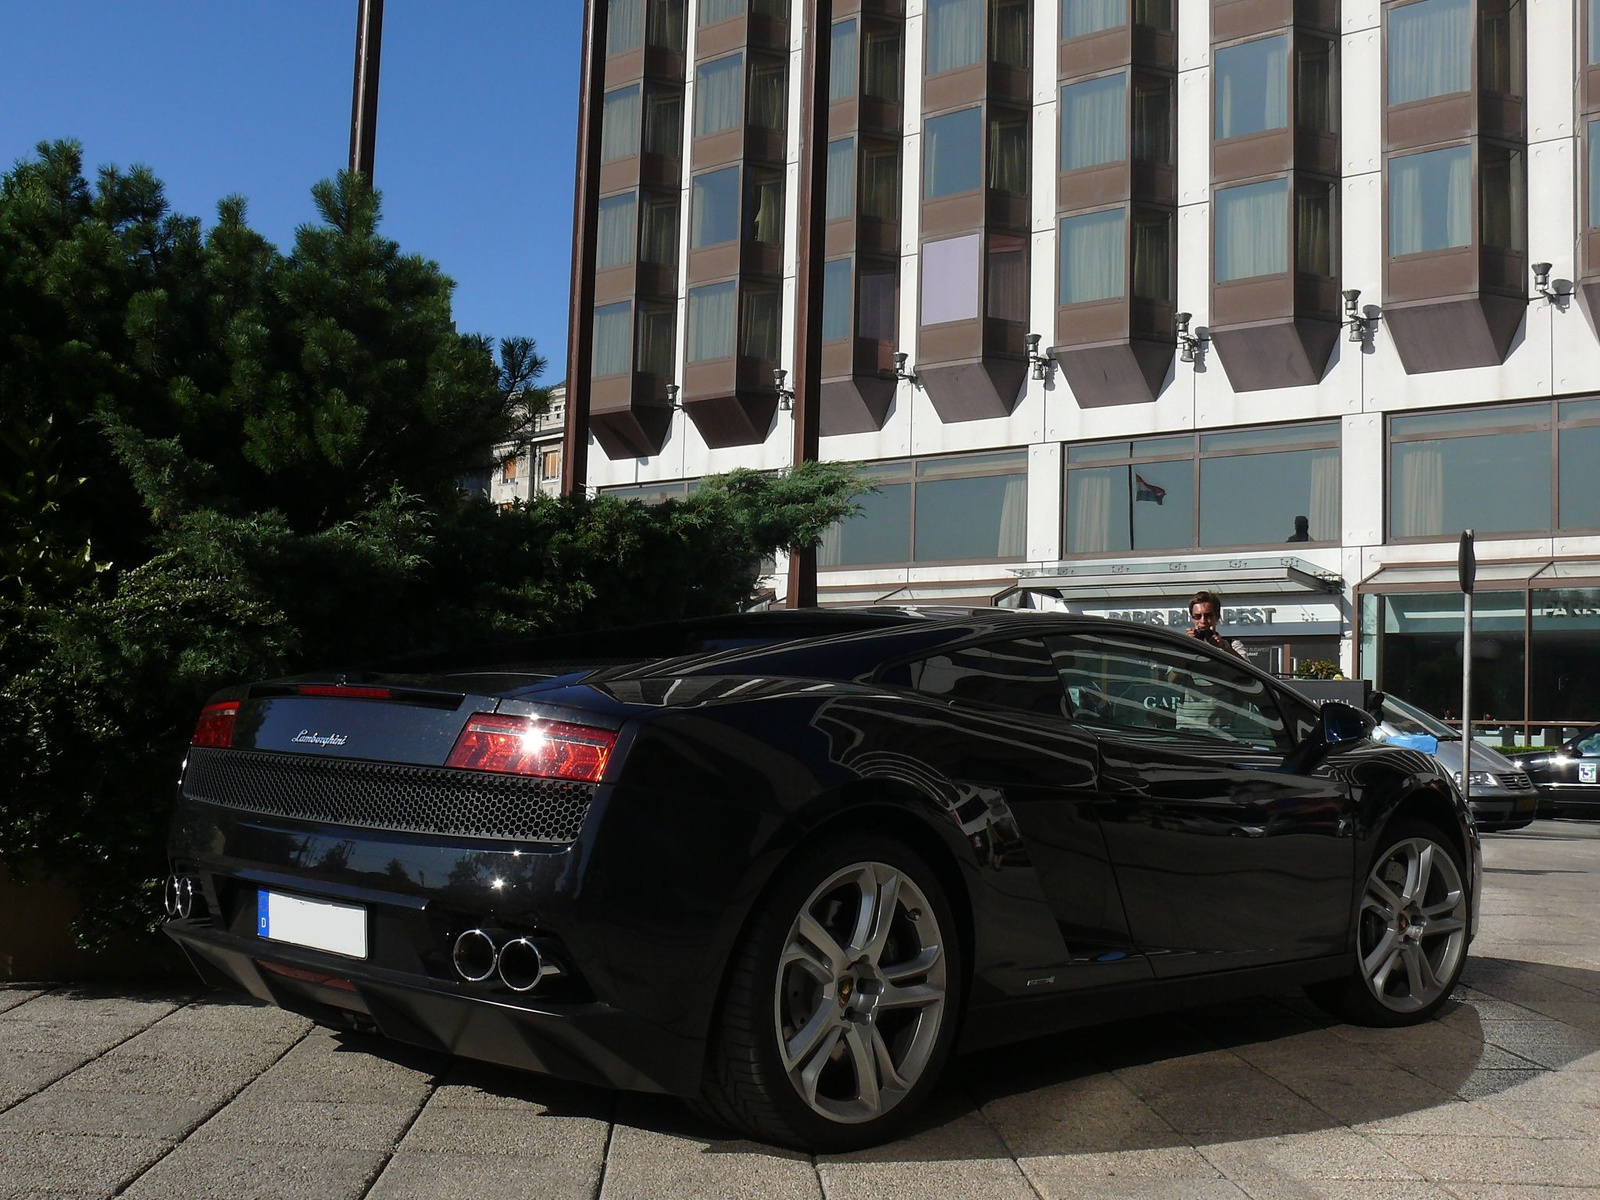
[1502,772,1534,792]
[182,748,594,843]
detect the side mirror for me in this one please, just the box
[1321,700,1375,746]
[1365,690,1386,717]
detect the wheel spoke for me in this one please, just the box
[870,1025,912,1095]
[860,869,902,966]
[1362,927,1400,978]
[1402,943,1439,1001]
[783,1000,840,1072]
[1424,916,1465,937]
[879,979,944,1012]
[1421,892,1462,920]
[796,912,849,975]
[795,1024,844,1107]
[883,943,942,985]
[1411,843,1435,904]
[1366,877,1404,918]
[843,1025,880,1112]
[1371,945,1402,993]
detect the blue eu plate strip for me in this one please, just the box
[257,890,269,936]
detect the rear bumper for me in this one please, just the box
[164,918,704,1095]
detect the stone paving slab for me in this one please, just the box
[3,822,1600,1198]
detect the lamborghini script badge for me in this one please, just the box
[292,730,349,747]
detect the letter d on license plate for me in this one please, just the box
[257,890,367,959]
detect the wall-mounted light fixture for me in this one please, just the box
[1026,333,1055,381]
[773,368,795,411]
[1342,289,1379,343]
[1532,261,1558,303]
[1174,312,1208,364]
[666,382,681,409]
[894,352,919,386]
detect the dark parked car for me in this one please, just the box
[1511,724,1600,817]
[164,609,1481,1150]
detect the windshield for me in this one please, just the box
[1378,694,1459,740]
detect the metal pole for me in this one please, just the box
[785,0,832,609]
[1460,529,1476,811]
[562,0,608,498]
[348,0,385,179]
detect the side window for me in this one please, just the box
[1049,633,1294,754]
[898,637,1071,721]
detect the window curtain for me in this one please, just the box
[642,196,679,266]
[699,0,741,25]
[864,30,902,100]
[858,271,897,341]
[695,55,743,136]
[741,289,781,360]
[636,307,676,377]
[1309,449,1339,540]
[1389,147,1471,256]
[601,86,640,161]
[1389,0,1471,105]
[1298,41,1334,133]
[607,0,644,55]
[647,0,685,52]
[1395,443,1445,537]
[1059,209,1126,305]
[988,119,1028,194]
[1297,186,1333,275]
[830,20,858,101]
[1133,0,1173,30]
[1481,149,1523,252]
[688,283,736,362]
[826,138,856,219]
[991,0,1029,68]
[1215,179,1287,281]
[644,89,681,156]
[986,246,1027,321]
[1063,0,1123,39]
[1593,0,1600,65]
[1216,36,1286,139]
[1591,121,1600,227]
[997,474,1027,558]
[822,259,853,342]
[748,62,787,132]
[818,520,844,567]
[1131,212,1171,301]
[591,303,633,377]
[1061,75,1126,171]
[596,193,637,268]
[927,0,983,74]
[1132,78,1171,164]
[1069,470,1114,553]
[750,174,784,244]
[862,151,900,220]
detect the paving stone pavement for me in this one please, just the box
[5,821,1600,1199]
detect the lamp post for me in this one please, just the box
[348,0,384,180]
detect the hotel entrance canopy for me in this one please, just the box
[995,555,1344,606]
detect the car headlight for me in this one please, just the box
[1452,771,1498,788]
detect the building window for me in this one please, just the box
[607,0,644,56]
[1298,37,1336,134]
[1297,181,1335,276]
[1059,208,1125,305]
[987,235,1027,320]
[747,169,784,245]
[687,282,736,362]
[831,19,858,102]
[748,59,787,132]
[601,85,641,161]
[540,449,561,479]
[741,286,781,360]
[988,114,1028,194]
[1590,120,1600,228]
[698,0,740,26]
[1136,0,1174,29]
[1591,0,1600,64]
[1480,0,1522,96]
[691,166,741,247]
[1390,403,1552,538]
[864,29,903,100]
[1389,145,1472,256]
[644,87,682,156]
[695,54,743,137]
[503,454,520,483]
[991,0,1029,68]
[921,233,982,324]
[1215,178,1288,281]
[1389,0,1471,106]
[641,193,679,266]
[1065,424,1339,553]
[1561,399,1600,531]
[1131,209,1172,301]
[819,451,1028,566]
[1480,143,1524,252]
[648,0,686,52]
[927,0,984,75]
[1061,74,1126,171]
[859,270,897,341]
[862,147,899,219]
[827,137,856,219]
[1132,75,1174,164]
[822,258,853,342]
[1370,591,1527,725]
[592,301,633,377]
[924,106,984,198]
[1214,34,1288,140]
[1062,0,1123,40]
[637,303,676,375]
[596,193,637,269]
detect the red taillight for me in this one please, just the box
[445,713,616,782]
[294,684,393,700]
[191,701,239,748]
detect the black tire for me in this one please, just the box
[698,834,963,1151]
[1310,818,1469,1027]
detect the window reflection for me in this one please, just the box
[819,453,1027,566]
[1480,144,1524,253]
[826,137,855,220]
[822,258,852,342]
[1533,589,1600,721]
[596,193,637,269]
[924,107,984,198]
[601,85,641,161]
[1061,74,1126,171]
[690,167,740,247]
[740,286,780,360]
[636,304,674,377]
[1389,146,1472,256]
[988,115,1029,194]
[687,281,736,362]
[1059,208,1126,305]
[1390,407,1552,538]
[592,302,633,377]
[1378,591,1526,722]
[830,19,858,102]
[1215,179,1288,281]
[1215,35,1288,139]
[694,54,743,137]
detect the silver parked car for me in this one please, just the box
[1369,693,1540,831]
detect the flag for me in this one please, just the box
[1134,474,1166,505]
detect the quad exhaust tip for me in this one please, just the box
[451,929,563,991]
[452,929,499,982]
[496,937,545,993]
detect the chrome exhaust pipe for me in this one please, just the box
[496,937,545,993]
[165,875,197,919]
[176,877,196,919]
[163,875,181,919]
[452,929,499,982]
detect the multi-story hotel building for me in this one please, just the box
[566,0,1600,745]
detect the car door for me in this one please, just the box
[1573,729,1600,786]
[1050,630,1354,978]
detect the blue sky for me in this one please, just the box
[0,2,583,384]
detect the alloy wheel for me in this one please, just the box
[1358,835,1468,1014]
[773,860,947,1125]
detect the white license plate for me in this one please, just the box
[257,889,367,959]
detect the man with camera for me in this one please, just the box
[1186,590,1248,659]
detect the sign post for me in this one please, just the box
[1459,530,1476,810]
